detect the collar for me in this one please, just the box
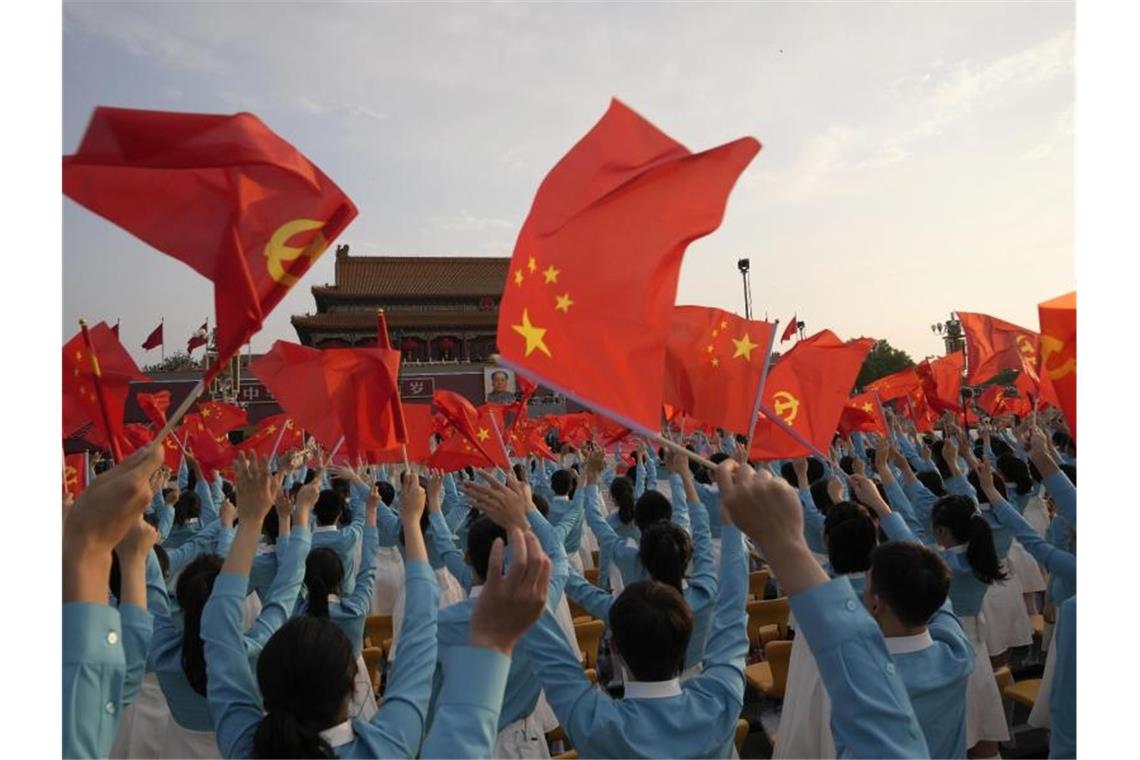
[313,525,338,534]
[844,571,865,580]
[946,544,968,555]
[256,543,277,556]
[319,719,355,749]
[468,584,484,599]
[327,594,341,604]
[623,678,682,700]
[885,629,935,655]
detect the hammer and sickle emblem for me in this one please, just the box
[264,219,328,287]
[63,465,78,491]
[772,391,800,424]
[1040,335,1075,380]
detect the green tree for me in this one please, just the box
[142,351,202,374]
[856,340,916,389]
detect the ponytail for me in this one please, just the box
[173,491,200,528]
[254,710,334,758]
[610,476,636,525]
[966,513,1008,584]
[304,549,343,619]
[176,554,223,696]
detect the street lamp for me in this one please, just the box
[737,258,752,319]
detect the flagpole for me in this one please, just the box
[267,422,290,463]
[745,320,781,451]
[150,379,207,452]
[488,410,512,476]
[755,401,830,462]
[161,318,165,362]
[376,308,412,474]
[328,435,346,465]
[78,319,124,463]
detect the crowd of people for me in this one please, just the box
[62,409,1076,759]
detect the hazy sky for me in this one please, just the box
[62,1,1074,366]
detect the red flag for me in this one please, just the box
[664,306,775,435]
[495,99,759,433]
[187,321,209,353]
[749,331,874,460]
[916,353,965,414]
[237,414,304,458]
[63,453,88,499]
[429,429,495,472]
[550,412,595,446]
[63,321,148,450]
[780,316,798,344]
[977,384,1031,418]
[373,404,435,465]
[197,401,248,437]
[1038,292,1076,435]
[507,418,559,463]
[186,425,237,475]
[508,374,540,433]
[250,342,341,448]
[160,432,185,470]
[432,390,507,466]
[111,321,120,339]
[837,391,887,436]
[899,384,938,433]
[865,366,922,402]
[141,322,164,351]
[136,390,171,429]
[63,107,358,364]
[957,311,1040,385]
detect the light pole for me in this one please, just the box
[737,258,752,319]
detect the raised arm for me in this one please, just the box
[793,458,827,555]
[427,471,473,590]
[343,496,381,616]
[1029,427,1076,529]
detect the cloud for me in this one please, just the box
[1021,143,1053,162]
[64,3,223,73]
[434,212,516,233]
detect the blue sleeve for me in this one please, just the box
[177,457,189,489]
[983,440,996,466]
[377,504,401,547]
[367,560,441,755]
[164,521,223,577]
[992,499,1076,589]
[153,496,174,543]
[1042,471,1076,531]
[902,478,939,539]
[526,509,570,607]
[117,603,152,708]
[428,511,473,591]
[215,526,235,557]
[667,474,692,534]
[583,483,637,567]
[633,458,647,497]
[202,572,262,759]
[944,473,977,501]
[798,488,827,555]
[344,526,381,615]
[348,479,370,520]
[852,432,868,462]
[686,495,718,600]
[1049,598,1077,759]
[896,435,919,461]
[194,477,219,527]
[564,569,613,622]
[145,549,170,619]
[210,473,225,511]
[62,603,125,759]
[420,646,511,759]
[879,512,919,544]
[692,523,749,702]
[789,578,929,758]
[644,455,659,491]
[883,480,929,544]
[245,527,312,649]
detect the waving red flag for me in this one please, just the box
[63,107,357,364]
[188,321,209,353]
[916,353,965,414]
[373,404,435,465]
[141,322,164,351]
[63,453,89,499]
[432,390,507,466]
[957,311,1039,385]
[496,99,759,433]
[977,384,1031,418]
[186,425,237,475]
[1037,292,1076,435]
[749,331,874,460]
[197,401,248,437]
[63,321,149,450]
[250,341,341,447]
[838,391,887,436]
[865,366,922,402]
[136,390,171,428]
[237,414,304,458]
[780,317,798,344]
[664,306,776,436]
[429,430,496,472]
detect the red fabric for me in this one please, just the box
[141,322,163,350]
[749,331,874,460]
[429,404,511,470]
[62,321,148,450]
[957,311,1040,385]
[432,390,504,465]
[507,374,540,433]
[1037,292,1076,435]
[63,453,88,499]
[977,384,1032,418]
[838,391,887,436]
[197,401,248,437]
[186,425,236,476]
[372,404,435,464]
[916,353,965,414]
[664,306,775,436]
[121,423,156,454]
[236,414,304,457]
[136,390,171,429]
[160,433,184,471]
[780,317,797,344]
[865,366,922,402]
[64,107,357,363]
[187,321,209,353]
[496,99,759,433]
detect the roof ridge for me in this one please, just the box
[339,255,511,263]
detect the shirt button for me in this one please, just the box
[845,600,857,612]
[106,631,119,646]
[105,702,116,714]
[886,663,896,675]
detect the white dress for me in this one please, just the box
[370,545,404,615]
[773,629,835,759]
[109,673,170,758]
[387,565,465,662]
[961,614,1012,746]
[1007,539,1047,595]
[980,564,1035,655]
[533,596,583,733]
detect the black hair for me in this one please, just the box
[931,495,1007,583]
[550,469,573,497]
[153,544,170,581]
[638,521,693,591]
[261,509,281,544]
[809,477,837,516]
[254,617,356,758]
[221,480,236,504]
[532,492,550,518]
[838,456,855,475]
[996,453,1033,495]
[1052,430,1075,455]
[303,548,344,619]
[313,490,345,527]
[868,542,951,627]
[609,476,636,525]
[823,502,878,574]
[610,581,693,681]
[328,476,351,500]
[929,440,953,480]
[467,515,508,582]
[916,469,946,497]
[967,469,1007,506]
[376,481,395,506]
[989,437,1013,459]
[512,463,527,482]
[1060,463,1076,485]
[173,490,200,527]
[633,490,672,531]
[176,553,224,695]
[693,451,731,485]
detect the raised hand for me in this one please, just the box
[400,469,427,526]
[469,528,552,655]
[975,459,1003,503]
[114,515,160,563]
[234,452,279,525]
[873,445,889,476]
[425,470,444,513]
[849,474,890,518]
[791,457,809,489]
[462,472,530,532]
[220,497,238,528]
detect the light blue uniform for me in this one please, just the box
[311,482,368,595]
[296,526,380,656]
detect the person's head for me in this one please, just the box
[512,463,528,482]
[693,452,731,485]
[638,521,693,591]
[1060,462,1076,485]
[375,480,395,507]
[929,439,954,480]
[313,490,345,527]
[550,469,573,497]
[916,469,946,497]
[531,492,550,518]
[303,548,344,619]
[864,542,951,631]
[254,617,356,758]
[633,489,672,531]
[176,553,225,695]
[809,477,838,516]
[930,495,1007,584]
[996,453,1033,496]
[609,581,693,681]
[989,436,1013,460]
[491,370,510,394]
[1052,430,1076,458]
[173,490,200,527]
[466,515,508,583]
[823,502,878,574]
[221,480,236,504]
[609,476,636,524]
[838,456,856,475]
[967,469,1007,505]
[261,509,281,545]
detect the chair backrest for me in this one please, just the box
[994,665,1013,692]
[365,613,394,649]
[584,567,600,586]
[764,640,793,699]
[746,597,790,645]
[749,569,771,600]
[568,597,593,621]
[734,718,750,754]
[574,619,605,669]
[361,646,383,696]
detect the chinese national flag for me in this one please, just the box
[429,429,495,472]
[137,390,171,428]
[551,412,595,445]
[63,107,357,363]
[508,374,540,433]
[900,385,939,433]
[250,342,341,448]
[121,423,156,454]
[838,391,887,436]
[432,390,509,466]
[1038,292,1076,435]
[63,453,88,499]
[496,99,759,433]
[62,322,149,450]
[916,353,965,414]
[866,366,922,402]
[186,425,237,475]
[780,317,798,344]
[749,331,874,460]
[507,418,559,463]
[664,306,775,436]
[957,311,1040,385]
[141,322,163,351]
[237,414,304,458]
[197,401,248,437]
[373,404,435,465]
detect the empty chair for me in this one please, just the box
[361,646,383,697]
[1003,678,1042,710]
[574,618,605,669]
[745,640,793,699]
[749,569,771,601]
[364,613,393,651]
[747,597,790,648]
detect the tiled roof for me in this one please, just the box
[316,252,511,298]
[292,310,499,331]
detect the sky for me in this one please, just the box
[62,1,1075,367]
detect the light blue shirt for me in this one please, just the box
[1050,597,1076,758]
[311,482,368,595]
[296,526,380,656]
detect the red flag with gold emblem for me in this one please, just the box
[495,99,759,433]
[916,352,965,414]
[865,366,922,402]
[136,390,171,429]
[957,311,1040,385]
[237,413,304,458]
[62,321,149,449]
[160,432,185,471]
[63,452,88,499]
[838,391,887,436]
[197,401,248,438]
[749,331,874,460]
[664,306,776,436]
[63,107,357,364]
[1038,292,1076,435]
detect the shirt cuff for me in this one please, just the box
[789,577,878,655]
[440,645,511,708]
[63,603,125,667]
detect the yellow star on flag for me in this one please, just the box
[862,402,874,413]
[528,256,537,273]
[512,309,552,358]
[477,427,490,442]
[720,320,729,330]
[543,265,561,284]
[706,344,714,353]
[712,328,719,337]
[514,269,524,286]
[555,293,574,313]
[711,357,720,367]
[266,425,278,434]
[732,334,759,360]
